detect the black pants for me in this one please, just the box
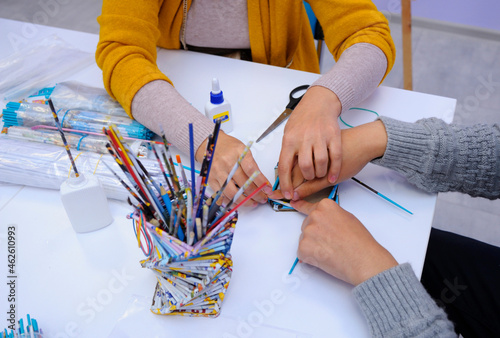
[421,228,500,338]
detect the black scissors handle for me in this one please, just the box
[285,85,309,110]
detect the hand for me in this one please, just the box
[278,86,342,200]
[196,131,272,207]
[291,198,398,286]
[270,120,388,200]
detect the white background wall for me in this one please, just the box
[371,0,500,32]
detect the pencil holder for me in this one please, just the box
[129,210,238,318]
[102,123,260,318]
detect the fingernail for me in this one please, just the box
[263,185,272,194]
[328,174,337,183]
[284,191,291,200]
[293,191,300,200]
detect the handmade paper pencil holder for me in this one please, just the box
[129,210,238,318]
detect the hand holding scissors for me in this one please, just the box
[273,85,343,201]
[256,84,309,143]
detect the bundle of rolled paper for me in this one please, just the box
[2,101,154,140]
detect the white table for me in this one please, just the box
[0,19,456,337]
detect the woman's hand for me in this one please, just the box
[278,86,342,200]
[196,131,272,206]
[292,198,398,286]
[270,120,388,200]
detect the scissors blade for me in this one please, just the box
[256,108,293,143]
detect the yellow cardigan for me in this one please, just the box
[96,0,395,117]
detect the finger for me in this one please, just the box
[298,145,315,181]
[227,167,262,207]
[244,152,272,191]
[240,154,269,203]
[248,173,271,203]
[293,177,331,200]
[313,143,329,178]
[232,182,260,207]
[327,138,342,184]
[291,199,317,215]
[222,179,241,202]
[207,175,222,196]
[277,147,296,201]
[291,165,305,189]
[220,195,231,208]
[300,214,312,232]
[268,189,284,200]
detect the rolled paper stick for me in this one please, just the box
[272,176,280,191]
[268,199,293,209]
[103,160,151,215]
[202,204,209,236]
[351,177,413,215]
[186,188,194,245]
[116,134,169,225]
[289,257,299,275]
[152,144,174,193]
[174,207,183,240]
[160,185,172,215]
[149,231,184,256]
[159,126,181,192]
[210,141,253,214]
[32,124,164,144]
[104,141,152,207]
[328,184,338,200]
[196,217,202,242]
[176,154,190,190]
[194,134,213,214]
[197,119,222,218]
[47,99,79,176]
[189,123,196,203]
[106,127,155,209]
[142,221,192,252]
[212,171,260,224]
[194,182,267,253]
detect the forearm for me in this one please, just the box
[354,263,456,338]
[132,80,214,156]
[311,43,387,114]
[374,117,500,199]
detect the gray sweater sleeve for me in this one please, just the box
[354,263,456,337]
[373,117,500,199]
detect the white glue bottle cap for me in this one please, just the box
[60,173,113,233]
[205,78,233,133]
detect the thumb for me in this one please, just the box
[291,199,317,215]
[294,179,331,200]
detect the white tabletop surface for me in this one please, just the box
[0,19,456,337]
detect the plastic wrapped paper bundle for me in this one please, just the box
[0,137,161,201]
[5,126,149,156]
[26,81,128,117]
[2,101,154,140]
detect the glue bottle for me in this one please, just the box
[60,173,113,233]
[205,78,233,133]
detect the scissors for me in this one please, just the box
[256,84,309,143]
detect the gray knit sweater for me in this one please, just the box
[354,117,500,337]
